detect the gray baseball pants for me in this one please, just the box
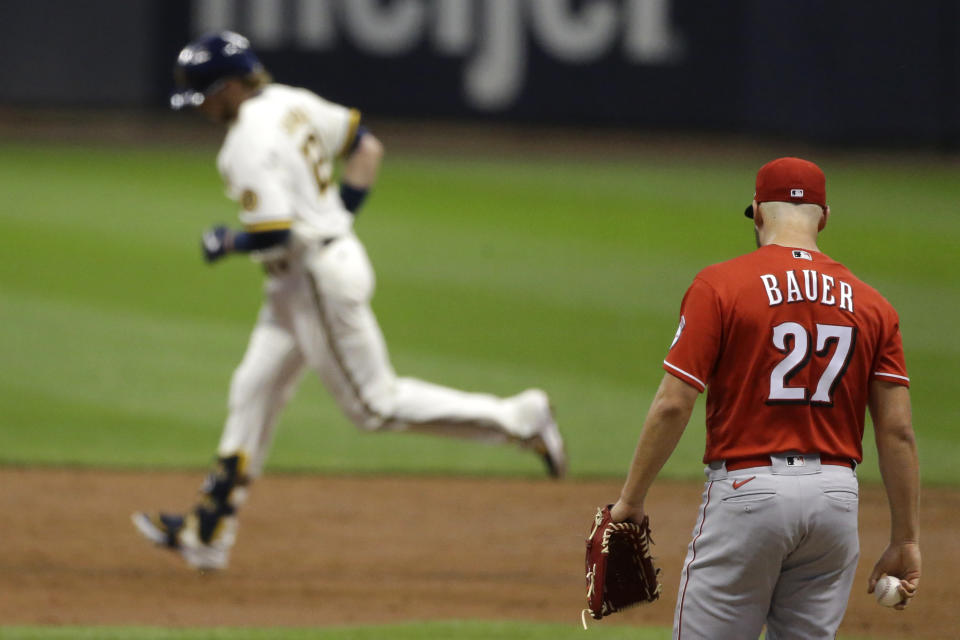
[674,453,860,639]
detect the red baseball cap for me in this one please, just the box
[744,157,826,218]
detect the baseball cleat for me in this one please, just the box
[131,511,233,571]
[517,389,568,478]
[131,511,183,546]
[533,409,568,478]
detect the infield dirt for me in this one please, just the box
[0,468,954,638]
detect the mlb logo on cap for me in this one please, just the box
[744,157,826,218]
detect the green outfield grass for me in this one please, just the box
[0,141,957,485]
[0,620,877,640]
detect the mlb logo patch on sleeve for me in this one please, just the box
[792,249,812,260]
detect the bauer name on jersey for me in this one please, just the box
[217,84,361,253]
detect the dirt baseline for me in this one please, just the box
[0,468,954,638]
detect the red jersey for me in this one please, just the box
[663,244,909,463]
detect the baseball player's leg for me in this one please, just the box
[133,305,305,569]
[219,316,306,479]
[673,473,784,640]
[297,234,565,474]
[764,468,860,639]
[307,294,561,449]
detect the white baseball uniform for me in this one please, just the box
[212,84,553,478]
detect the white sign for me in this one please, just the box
[191,0,685,110]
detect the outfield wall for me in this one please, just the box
[2,0,959,147]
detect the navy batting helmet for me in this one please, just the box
[170,31,263,110]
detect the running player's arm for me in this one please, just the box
[611,374,699,524]
[309,100,382,215]
[203,141,294,263]
[202,224,291,262]
[338,124,383,214]
[867,380,920,608]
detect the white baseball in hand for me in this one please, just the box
[874,575,902,607]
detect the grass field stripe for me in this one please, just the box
[2,143,956,483]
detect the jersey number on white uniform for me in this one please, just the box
[768,322,857,406]
[300,132,330,194]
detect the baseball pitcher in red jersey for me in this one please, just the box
[609,157,921,638]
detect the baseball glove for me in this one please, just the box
[583,505,662,627]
